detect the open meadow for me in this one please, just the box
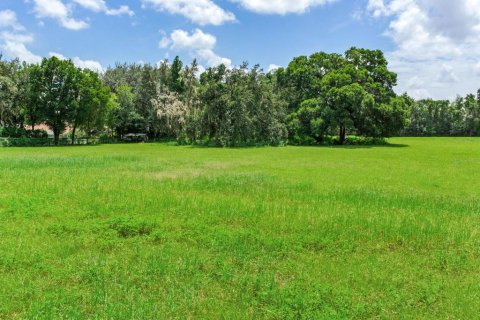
[1,138,480,319]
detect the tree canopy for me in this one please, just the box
[281,48,408,144]
[1,48,479,146]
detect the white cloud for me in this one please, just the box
[142,0,235,26]
[32,0,89,30]
[196,48,231,68]
[406,76,423,90]
[475,62,480,77]
[49,52,104,72]
[72,0,134,16]
[0,10,24,30]
[0,9,104,69]
[196,64,206,76]
[160,29,231,68]
[351,9,363,21]
[169,29,216,51]
[367,0,389,17]
[0,10,41,64]
[368,0,480,99]
[268,64,281,72]
[105,5,135,16]
[232,0,337,14]
[159,37,171,49]
[436,64,459,84]
[1,31,42,64]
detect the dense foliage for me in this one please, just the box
[402,94,480,136]
[0,56,109,145]
[277,48,408,144]
[102,60,287,146]
[1,49,480,146]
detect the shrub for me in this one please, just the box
[0,127,48,139]
[31,129,48,138]
[1,137,51,147]
[0,127,28,138]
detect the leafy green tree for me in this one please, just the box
[181,60,201,142]
[105,93,121,138]
[170,56,186,94]
[449,96,467,136]
[403,99,452,136]
[345,47,397,103]
[195,63,286,146]
[276,52,344,114]
[103,63,143,92]
[322,80,370,144]
[465,92,480,136]
[70,69,110,143]
[0,67,18,127]
[282,48,408,144]
[197,64,227,144]
[23,64,44,132]
[287,99,322,144]
[134,64,158,136]
[111,85,144,137]
[36,57,80,145]
[246,65,287,145]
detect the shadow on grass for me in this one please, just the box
[2,140,409,149]
[323,143,409,149]
[175,142,410,150]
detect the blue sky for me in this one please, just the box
[1,0,480,99]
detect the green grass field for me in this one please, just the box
[1,138,479,319]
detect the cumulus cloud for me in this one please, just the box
[105,6,134,16]
[72,0,134,16]
[0,10,103,70]
[196,48,232,68]
[0,10,41,64]
[368,0,480,99]
[29,0,133,30]
[158,37,171,49]
[475,62,480,77]
[160,29,231,68]
[436,64,459,84]
[142,0,236,26]
[268,64,281,72]
[231,0,337,15]
[169,29,216,51]
[49,52,104,72]
[1,32,42,64]
[196,64,206,76]
[0,10,24,30]
[32,0,89,30]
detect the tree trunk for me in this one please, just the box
[339,125,346,145]
[71,126,76,145]
[54,131,60,146]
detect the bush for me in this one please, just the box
[31,129,48,138]
[1,137,51,147]
[0,127,49,139]
[0,127,28,138]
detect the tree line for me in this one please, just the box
[1,48,479,146]
[401,95,480,136]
